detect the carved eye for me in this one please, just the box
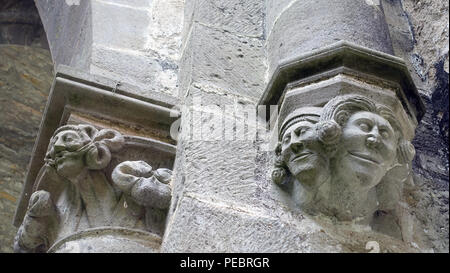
[282,134,291,145]
[295,127,309,136]
[359,122,370,132]
[380,129,390,139]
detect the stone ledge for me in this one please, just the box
[259,41,425,122]
[47,226,162,253]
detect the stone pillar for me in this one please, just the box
[161,0,272,252]
[259,0,430,252]
[266,0,394,77]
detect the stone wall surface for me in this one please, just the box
[382,0,449,252]
[0,45,53,253]
[0,0,448,253]
[162,0,270,252]
[0,0,48,48]
[35,0,183,98]
[0,0,53,253]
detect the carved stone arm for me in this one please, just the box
[112,161,172,209]
[13,190,57,253]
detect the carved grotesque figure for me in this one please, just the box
[15,124,173,252]
[272,107,330,210]
[13,191,56,253]
[314,95,415,224]
[112,161,172,235]
[334,111,397,188]
[43,124,125,227]
[45,124,124,179]
[273,95,415,235]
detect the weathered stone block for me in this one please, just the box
[35,0,92,69]
[147,0,184,60]
[265,0,295,36]
[92,0,150,52]
[192,0,264,37]
[162,194,334,252]
[179,23,265,99]
[90,44,178,97]
[162,194,421,252]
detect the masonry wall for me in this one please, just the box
[0,0,53,252]
[0,0,448,252]
[381,0,449,251]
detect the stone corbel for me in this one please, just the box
[13,66,179,252]
[260,41,425,244]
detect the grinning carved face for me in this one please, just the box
[280,119,328,186]
[47,130,86,178]
[335,111,397,189]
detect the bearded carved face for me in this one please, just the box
[45,125,124,179]
[47,130,87,178]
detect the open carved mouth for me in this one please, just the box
[291,152,314,162]
[348,151,381,165]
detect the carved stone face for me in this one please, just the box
[335,111,397,188]
[280,119,328,185]
[48,130,86,178]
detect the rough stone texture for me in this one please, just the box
[0,0,48,49]
[0,45,53,253]
[194,0,264,38]
[35,0,92,70]
[162,188,425,252]
[180,24,265,100]
[162,194,342,252]
[35,0,184,98]
[2,0,448,253]
[88,0,181,96]
[382,0,449,252]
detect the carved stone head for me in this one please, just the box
[317,95,415,190]
[45,124,124,178]
[273,107,329,189]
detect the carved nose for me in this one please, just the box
[366,135,381,149]
[290,141,304,153]
[53,138,66,153]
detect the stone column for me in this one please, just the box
[259,0,430,252]
[266,0,394,77]
[161,0,272,252]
